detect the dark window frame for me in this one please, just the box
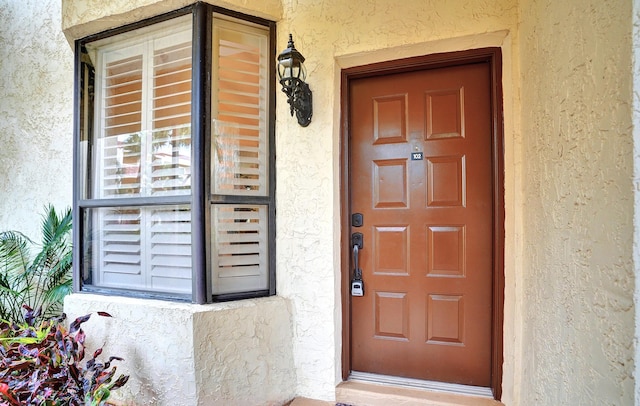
[72,2,277,304]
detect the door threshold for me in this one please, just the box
[348,371,493,398]
[338,374,502,406]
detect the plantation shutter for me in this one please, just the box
[148,206,192,293]
[98,45,144,199]
[212,19,268,196]
[211,205,268,293]
[151,35,192,197]
[94,43,145,289]
[211,19,270,294]
[93,20,193,294]
[99,208,143,288]
[146,34,193,293]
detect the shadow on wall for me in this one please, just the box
[127,348,162,405]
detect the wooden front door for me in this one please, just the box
[348,60,495,387]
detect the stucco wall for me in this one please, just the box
[65,294,296,405]
[11,0,633,404]
[61,0,282,41]
[519,1,635,405]
[60,0,523,403]
[634,0,640,401]
[0,0,74,239]
[60,0,522,402]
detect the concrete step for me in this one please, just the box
[335,381,504,406]
[288,397,334,406]
[288,380,505,406]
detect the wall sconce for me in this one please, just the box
[277,34,312,127]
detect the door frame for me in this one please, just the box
[339,47,505,400]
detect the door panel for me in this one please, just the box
[349,62,492,386]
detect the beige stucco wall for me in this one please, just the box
[519,1,635,405]
[61,0,282,41]
[2,0,635,404]
[60,0,523,403]
[635,0,640,402]
[0,0,74,240]
[65,294,297,405]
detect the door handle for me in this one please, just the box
[353,244,361,278]
[352,232,363,278]
[351,233,364,296]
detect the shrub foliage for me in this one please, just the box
[0,206,73,325]
[0,306,129,405]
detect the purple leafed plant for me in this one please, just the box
[0,305,129,405]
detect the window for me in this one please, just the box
[74,4,276,303]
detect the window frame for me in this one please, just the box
[72,2,277,304]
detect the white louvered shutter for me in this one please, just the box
[212,205,269,294]
[211,19,270,294]
[92,18,193,294]
[98,45,144,199]
[150,35,192,197]
[99,208,143,288]
[148,206,192,293]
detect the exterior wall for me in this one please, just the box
[635,0,640,401]
[519,1,635,405]
[2,0,633,405]
[62,0,523,404]
[65,294,296,405]
[191,297,296,405]
[61,0,282,41]
[0,0,74,240]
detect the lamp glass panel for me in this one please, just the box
[278,57,293,80]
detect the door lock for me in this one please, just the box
[351,213,363,227]
[351,278,364,297]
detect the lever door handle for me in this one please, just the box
[352,232,363,279]
[353,244,360,279]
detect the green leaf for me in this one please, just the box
[0,206,72,325]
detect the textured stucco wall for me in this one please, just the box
[58,0,517,399]
[10,0,639,404]
[519,1,635,405]
[65,295,198,405]
[192,298,297,405]
[634,1,640,402]
[52,0,639,404]
[61,0,522,403]
[65,294,296,405]
[0,0,73,240]
[61,0,282,41]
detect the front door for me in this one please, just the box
[348,60,494,387]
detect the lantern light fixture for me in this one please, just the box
[277,34,312,127]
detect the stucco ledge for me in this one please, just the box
[64,293,297,406]
[61,0,282,46]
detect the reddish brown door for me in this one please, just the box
[349,62,493,386]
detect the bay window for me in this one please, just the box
[73,3,276,302]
